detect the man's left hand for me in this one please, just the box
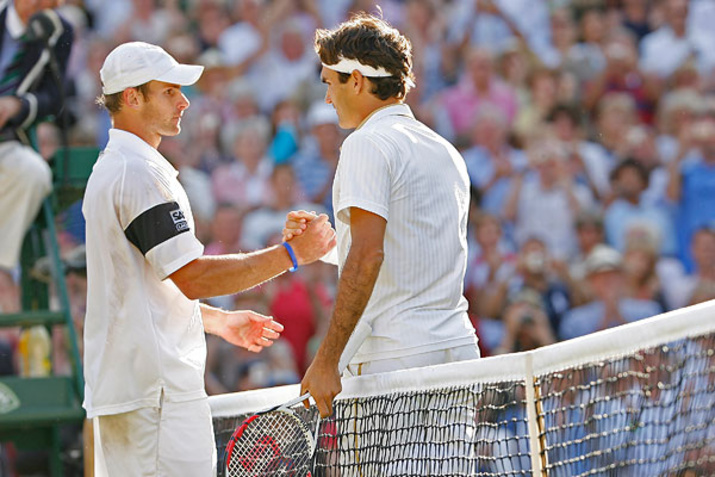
[300,354,342,418]
[0,97,22,129]
[220,310,284,353]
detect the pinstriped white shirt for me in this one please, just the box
[334,104,478,363]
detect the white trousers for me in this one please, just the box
[0,141,51,269]
[93,396,217,477]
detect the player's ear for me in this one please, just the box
[123,87,142,108]
[351,70,364,94]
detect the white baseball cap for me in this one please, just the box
[307,101,338,128]
[100,42,204,95]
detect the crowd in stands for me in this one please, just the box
[5,0,715,400]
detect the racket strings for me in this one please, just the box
[227,410,314,476]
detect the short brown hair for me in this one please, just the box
[95,83,151,114]
[314,13,415,100]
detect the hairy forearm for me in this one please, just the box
[172,245,293,300]
[314,247,384,367]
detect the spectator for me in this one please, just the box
[507,237,571,339]
[559,245,661,340]
[160,136,216,241]
[493,288,556,354]
[192,0,231,51]
[639,0,715,81]
[667,119,715,271]
[665,227,715,309]
[622,239,668,311]
[212,117,273,210]
[655,89,701,164]
[618,0,652,44]
[218,0,267,71]
[505,140,594,259]
[112,0,184,45]
[436,46,518,146]
[462,106,527,220]
[621,125,669,207]
[448,0,554,67]
[583,30,659,124]
[567,209,606,306]
[265,261,333,374]
[565,6,607,86]
[604,158,676,256]
[225,78,262,126]
[204,204,244,256]
[241,164,321,251]
[249,18,318,112]
[547,103,611,200]
[401,0,451,105]
[292,101,341,221]
[464,213,517,322]
[268,99,301,164]
[591,92,638,167]
[513,68,559,144]
[0,0,74,313]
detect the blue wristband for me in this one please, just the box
[282,242,299,272]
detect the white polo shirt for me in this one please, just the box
[82,129,206,418]
[333,104,478,363]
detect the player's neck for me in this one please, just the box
[112,115,161,149]
[355,98,403,129]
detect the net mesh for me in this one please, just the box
[211,305,715,477]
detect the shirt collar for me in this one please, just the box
[107,128,178,177]
[356,102,414,130]
[6,3,25,40]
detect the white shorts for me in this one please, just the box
[93,396,217,477]
[345,343,481,376]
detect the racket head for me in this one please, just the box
[225,408,315,477]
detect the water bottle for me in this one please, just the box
[18,325,51,377]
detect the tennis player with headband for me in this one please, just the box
[83,42,336,476]
[285,12,481,472]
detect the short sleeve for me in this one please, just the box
[119,162,203,279]
[334,134,391,222]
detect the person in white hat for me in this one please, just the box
[83,42,336,476]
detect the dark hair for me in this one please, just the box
[314,12,415,100]
[95,83,151,114]
[547,103,583,126]
[609,158,650,187]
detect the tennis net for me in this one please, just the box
[210,301,715,476]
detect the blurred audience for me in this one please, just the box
[559,245,661,340]
[5,0,714,413]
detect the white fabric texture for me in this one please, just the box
[93,396,216,477]
[0,141,51,269]
[333,103,478,363]
[83,129,205,418]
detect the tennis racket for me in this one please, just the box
[224,321,371,477]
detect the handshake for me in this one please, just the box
[280,210,337,268]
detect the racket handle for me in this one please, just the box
[282,392,312,409]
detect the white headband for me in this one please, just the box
[322,56,416,88]
[322,56,393,77]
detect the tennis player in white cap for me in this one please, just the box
[83,42,336,476]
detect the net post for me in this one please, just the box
[524,354,546,476]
